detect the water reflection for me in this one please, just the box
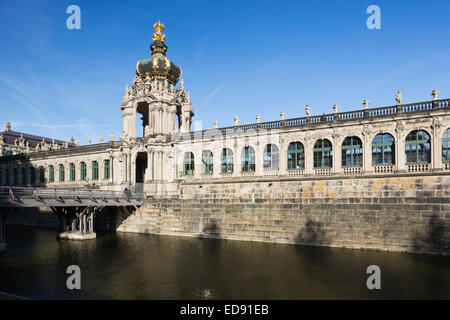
[0,225,449,299]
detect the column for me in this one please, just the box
[432,125,442,171]
[396,130,406,172]
[304,138,313,175]
[332,135,341,174]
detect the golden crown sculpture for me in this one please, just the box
[152,20,166,42]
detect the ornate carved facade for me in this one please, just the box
[1,22,450,199]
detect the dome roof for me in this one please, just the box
[136,22,182,85]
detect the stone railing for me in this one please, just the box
[444,162,450,171]
[343,166,362,175]
[263,170,279,177]
[181,98,450,140]
[219,172,234,179]
[407,163,431,172]
[374,165,395,174]
[241,171,256,178]
[314,168,332,175]
[287,169,305,176]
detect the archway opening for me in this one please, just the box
[136,102,149,138]
[135,152,148,185]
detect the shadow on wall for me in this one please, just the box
[94,206,134,233]
[202,218,220,237]
[412,214,449,255]
[295,220,331,246]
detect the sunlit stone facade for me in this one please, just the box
[1,22,450,201]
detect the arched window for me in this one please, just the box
[104,159,110,179]
[39,166,45,183]
[92,161,99,180]
[241,146,256,172]
[405,130,431,163]
[21,167,27,185]
[69,163,75,181]
[287,141,305,170]
[313,139,333,168]
[263,144,279,171]
[183,152,194,175]
[30,167,35,185]
[13,168,18,185]
[342,136,363,167]
[48,165,54,182]
[80,162,87,181]
[372,133,395,165]
[201,150,214,174]
[59,164,65,182]
[5,169,10,185]
[442,128,450,162]
[221,148,234,173]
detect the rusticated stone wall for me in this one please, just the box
[117,174,450,255]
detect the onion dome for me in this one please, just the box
[136,21,182,85]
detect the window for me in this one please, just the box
[30,167,35,185]
[13,168,18,185]
[59,164,65,182]
[221,148,234,173]
[183,152,194,175]
[92,161,99,180]
[241,146,255,172]
[405,130,431,164]
[49,165,54,182]
[442,128,450,162]
[201,150,213,174]
[313,139,333,168]
[80,162,87,181]
[342,136,363,167]
[287,141,305,170]
[5,169,10,185]
[104,159,110,179]
[372,133,395,165]
[21,167,27,185]
[39,166,45,183]
[263,144,279,171]
[69,163,75,181]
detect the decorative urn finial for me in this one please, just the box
[363,99,370,110]
[152,20,166,42]
[431,89,440,101]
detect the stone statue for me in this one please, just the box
[110,132,114,142]
[395,90,402,105]
[305,105,311,117]
[234,115,239,126]
[256,114,261,124]
[333,104,339,113]
[431,89,440,101]
[280,111,285,120]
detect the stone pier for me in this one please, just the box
[54,206,101,241]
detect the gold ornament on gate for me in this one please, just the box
[152,20,166,42]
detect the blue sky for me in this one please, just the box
[1,0,450,143]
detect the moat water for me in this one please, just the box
[0,224,449,299]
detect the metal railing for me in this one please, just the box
[0,186,144,202]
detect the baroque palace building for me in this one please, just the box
[1,21,450,199]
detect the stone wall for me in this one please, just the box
[7,207,60,228]
[117,174,450,255]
